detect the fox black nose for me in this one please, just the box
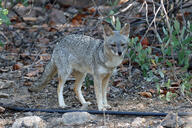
[118,51,122,56]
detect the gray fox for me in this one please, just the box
[29,24,130,110]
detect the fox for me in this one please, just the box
[28,23,130,110]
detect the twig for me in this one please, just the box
[144,0,149,25]
[0,31,10,43]
[183,3,192,9]
[184,96,192,105]
[138,5,161,45]
[180,0,187,28]
[176,112,178,128]
[152,0,163,43]
[161,0,177,80]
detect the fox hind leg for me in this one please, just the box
[57,65,72,108]
[73,71,91,109]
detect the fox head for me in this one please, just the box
[103,24,130,57]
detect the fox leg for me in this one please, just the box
[94,75,104,111]
[73,71,91,108]
[57,66,71,108]
[102,73,112,109]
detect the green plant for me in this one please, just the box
[107,0,120,7]
[181,74,192,96]
[105,14,121,31]
[0,0,10,47]
[156,79,177,101]
[161,20,192,69]
[0,1,10,25]
[128,37,152,76]
[84,76,93,87]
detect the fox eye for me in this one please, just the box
[111,44,116,47]
[121,44,125,46]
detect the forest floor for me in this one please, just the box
[0,1,192,127]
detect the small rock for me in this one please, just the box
[135,103,145,110]
[157,125,164,128]
[23,112,33,116]
[0,106,5,113]
[161,112,185,128]
[61,112,95,126]
[185,116,192,128]
[96,126,108,128]
[12,116,46,128]
[0,92,9,98]
[117,122,130,127]
[131,117,146,127]
[67,7,78,14]
[49,9,67,24]
[0,80,14,89]
[0,119,13,127]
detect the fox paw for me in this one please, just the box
[84,101,91,105]
[80,102,91,110]
[99,107,106,111]
[104,104,111,109]
[59,104,68,108]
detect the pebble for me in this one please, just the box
[161,112,185,128]
[12,116,46,128]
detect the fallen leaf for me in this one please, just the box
[13,62,23,70]
[149,89,156,94]
[38,38,50,44]
[40,54,51,61]
[0,46,3,52]
[26,70,39,77]
[119,0,129,5]
[151,59,157,67]
[13,22,26,29]
[122,59,129,65]
[0,106,5,113]
[160,88,167,95]
[171,80,181,87]
[139,92,152,98]
[138,35,150,48]
[88,7,96,13]
[23,17,37,22]
[71,14,87,26]
[116,82,126,89]
[168,87,178,93]
[23,81,32,86]
[113,78,123,86]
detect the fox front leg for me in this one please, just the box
[102,73,112,109]
[94,75,105,111]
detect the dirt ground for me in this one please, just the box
[0,62,192,127]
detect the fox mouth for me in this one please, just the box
[111,50,123,57]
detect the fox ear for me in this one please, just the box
[103,24,114,36]
[120,23,130,36]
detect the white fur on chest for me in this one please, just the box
[105,56,123,67]
[97,65,109,74]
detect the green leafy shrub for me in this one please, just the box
[0,0,10,47]
[162,20,192,69]
[0,0,10,25]
[128,37,152,76]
